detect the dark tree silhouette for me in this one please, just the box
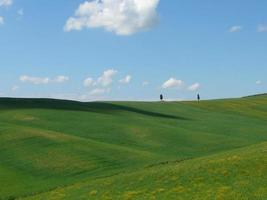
[197,94,200,102]
[160,94,163,101]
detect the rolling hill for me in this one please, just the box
[0,95,266,199]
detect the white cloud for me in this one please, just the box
[83,69,118,98]
[96,69,117,87]
[0,16,4,25]
[84,77,94,87]
[162,78,184,89]
[119,75,132,84]
[258,24,267,32]
[20,75,50,85]
[53,75,69,83]
[229,26,242,33]
[256,80,262,85]
[0,0,12,7]
[142,81,149,86]
[90,88,110,95]
[83,69,118,97]
[20,75,69,85]
[64,0,160,35]
[188,83,200,91]
[12,85,19,91]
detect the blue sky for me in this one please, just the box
[0,0,266,101]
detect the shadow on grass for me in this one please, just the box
[0,98,189,120]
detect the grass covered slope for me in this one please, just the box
[25,141,267,200]
[0,95,267,199]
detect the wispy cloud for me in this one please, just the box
[54,75,69,83]
[17,8,24,16]
[20,75,50,85]
[229,25,242,33]
[83,77,94,88]
[12,85,19,91]
[142,81,149,86]
[257,24,267,32]
[256,80,262,85]
[188,83,200,91]
[17,8,24,19]
[90,88,110,96]
[20,75,69,85]
[0,0,12,7]
[119,75,132,84]
[0,16,4,25]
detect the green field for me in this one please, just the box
[0,95,267,200]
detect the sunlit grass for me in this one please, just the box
[0,95,266,199]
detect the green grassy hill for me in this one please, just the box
[24,141,267,200]
[0,95,266,199]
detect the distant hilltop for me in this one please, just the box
[244,93,267,98]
